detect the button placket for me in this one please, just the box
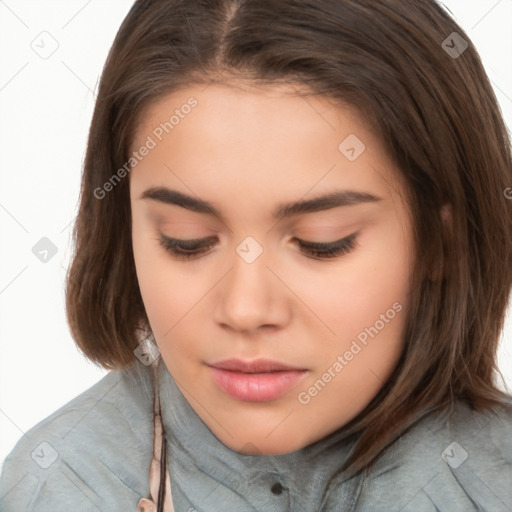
[245,471,290,510]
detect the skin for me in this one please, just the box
[129,81,416,455]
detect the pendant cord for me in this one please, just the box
[154,358,167,512]
[157,432,167,511]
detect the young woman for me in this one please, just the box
[1,1,511,510]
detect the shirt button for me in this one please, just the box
[271,482,284,495]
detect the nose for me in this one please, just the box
[213,245,289,334]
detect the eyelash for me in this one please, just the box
[158,233,358,261]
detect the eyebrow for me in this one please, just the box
[139,186,382,220]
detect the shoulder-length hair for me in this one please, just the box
[65,0,512,478]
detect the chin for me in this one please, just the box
[220,430,314,456]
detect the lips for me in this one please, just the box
[207,358,308,402]
[209,358,306,373]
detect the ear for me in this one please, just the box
[430,203,452,282]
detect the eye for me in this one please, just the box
[158,235,217,260]
[294,232,358,259]
[158,233,359,261]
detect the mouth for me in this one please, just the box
[207,358,309,402]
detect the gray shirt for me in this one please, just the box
[1,360,511,511]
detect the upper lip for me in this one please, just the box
[208,358,307,373]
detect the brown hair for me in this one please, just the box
[65,0,512,484]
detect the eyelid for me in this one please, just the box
[158,232,359,261]
[292,232,358,247]
[293,232,358,259]
[161,235,215,249]
[159,233,356,247]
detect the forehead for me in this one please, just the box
[134,81,368,148]
[129,82,404,209]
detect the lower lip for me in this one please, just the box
[209,367,308,402]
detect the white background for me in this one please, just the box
[1,0,512,472]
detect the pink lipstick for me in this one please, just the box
[208,358,308,402]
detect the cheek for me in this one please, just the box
[295,223,411,342]
[293,241,410,419]
[132,241,220,379]
[135,263,192,338]
[132,224,192,338]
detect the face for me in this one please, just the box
[129,81,415,455]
